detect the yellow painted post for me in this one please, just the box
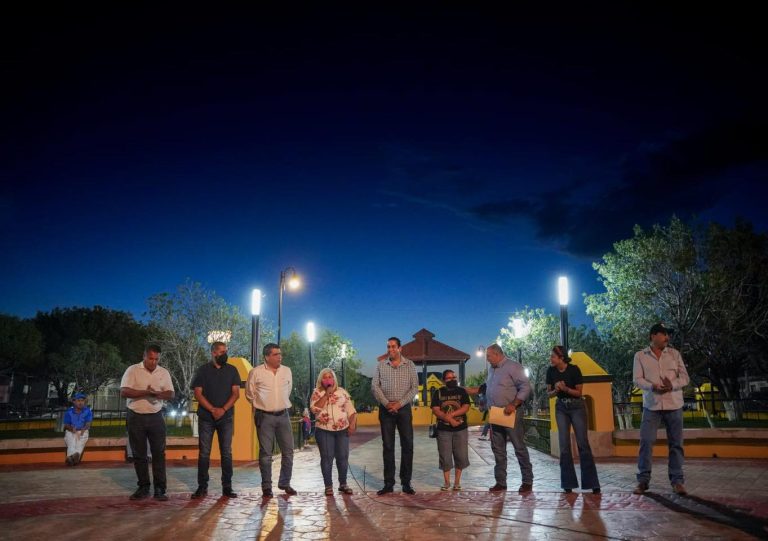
[209,356,257,461]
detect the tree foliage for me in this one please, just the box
[0,314,43,374]
[146,280,273,406]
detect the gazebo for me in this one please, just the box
[378,329,471,404]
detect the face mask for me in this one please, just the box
[446,380,458,388]
[322,378,334,388]
[215,353,228,365]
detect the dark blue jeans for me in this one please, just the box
[378,404,414,487]
[126,410,167,490]
[197,415,234,489]
[315,428,350,487]
[555,399,600,490]
[637,407,684,485]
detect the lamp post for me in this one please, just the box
[558,276,569,354]
[509,317,531,364]
[306,321,316,408]
[251,288,261,364]
[340,343,347,388]
[278,267,301,345]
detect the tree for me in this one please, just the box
[0,314,43,374]
[68,339,123,396]
[497,307,559,413]
[146,280,272,407]
[569,325,635,402]
[584,217,768,405]
[33,306,148,404]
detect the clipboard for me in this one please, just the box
[488,406,516,428]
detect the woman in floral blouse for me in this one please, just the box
[310,368,357,495]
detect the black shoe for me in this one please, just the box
[592,488,601,494]
[262,488,273,498]
[191,486,208,499]
[633,482,649,495]
[153,489,169,501]
[518,483,533,493]
[278,485,297,495]
[129,487,150,500]
[488,484,507,492]
[402,485,416,495]
[376,485,394,496]
[223,487,238,498]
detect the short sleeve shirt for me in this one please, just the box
[64,406,93,429]
[191,362,242,422]
[431,386,471,432]
[120,362,175,414]
[545,364,583,399]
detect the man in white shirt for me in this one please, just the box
[245,343,295,498]
[120,344,175,501]
[633,323,690,496]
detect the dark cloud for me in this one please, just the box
[465,116,768,257]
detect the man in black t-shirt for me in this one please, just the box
[431,369,471,491]
[190,341,241,499]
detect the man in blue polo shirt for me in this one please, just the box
[190,341,241,499]
[63,392,93,465]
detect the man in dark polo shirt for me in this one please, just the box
[190,341,241,499]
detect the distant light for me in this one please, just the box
[511,318,530,339]
[476,346,485,357]
[568,349,573,357]
[207,330,232,344]
[340,343,347,357]
[524,368,530,378]
[287,276,301,290]
[558,276,569,306]
[181,411,187,416]
[306,321,316,343]
[251,288,262,316]
[169,410,177,418]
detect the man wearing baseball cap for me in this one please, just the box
[632,323,690,495]
[63,392,93,465]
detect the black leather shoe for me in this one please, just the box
[402,485,416,495]
[262,488,273,498]
[278,485,297,495]
[518,483,533,493]
[129,487,150,500]
[376,485,394,495]
[154,489,169,501]
[488,484,507,492]
[223,487,238,498]
[191,486,208,499]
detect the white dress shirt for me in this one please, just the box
[245,363,293,412]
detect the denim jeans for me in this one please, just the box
[378,404,414,487]
[315,428,350,487]
[127,410,167,490]
[197,415,234,489]
[637,407,685,485]
[555,399,600,490]
[490,415,533,486]
[254,410,294,489]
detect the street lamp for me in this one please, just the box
[558,276,569,354]
[340,343,348,388]
[509,317,531,363]
[306,321,316,407]
[251,288,262,364]
[475,346,485,358]
[278,267,301,345]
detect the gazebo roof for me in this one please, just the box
[377,329,470,365]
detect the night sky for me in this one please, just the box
[2,6,766,375]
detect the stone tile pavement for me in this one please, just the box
[1,425,767,540]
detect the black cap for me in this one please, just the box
[649,323,673,335]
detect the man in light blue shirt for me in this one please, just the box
[470,343,533,493]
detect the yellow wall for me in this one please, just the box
[209,357,257,461]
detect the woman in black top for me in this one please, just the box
[545,345,601,494]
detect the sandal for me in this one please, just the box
[440,483,451,491]
[452,484,462,491]
[325,486,334,496]
[338,485,353,494]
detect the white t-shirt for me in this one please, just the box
[120,362,175,414]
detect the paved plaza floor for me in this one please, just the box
[1,426,767,540]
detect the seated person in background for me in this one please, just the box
[64,392,93,466]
